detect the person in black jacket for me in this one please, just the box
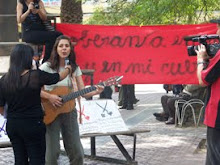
[0,44,71,164]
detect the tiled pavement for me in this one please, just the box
[0,85,207,165]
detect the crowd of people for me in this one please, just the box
[0,0,220,164]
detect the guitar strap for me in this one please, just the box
[71,76,82,124]
[77,96,82,124]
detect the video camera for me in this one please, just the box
[184,35,220,57]
[33,2,39,9]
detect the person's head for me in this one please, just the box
[210,19,220,35]
[49,35,77,72]
[9,44,33,72]
[217,23,220,36]
[3,44,33,92]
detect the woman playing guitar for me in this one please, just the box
[40,35,104,165]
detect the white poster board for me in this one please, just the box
[0,99,128,144]
[0,115,9,143]
[76,99,129,135]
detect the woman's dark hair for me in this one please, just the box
[48,35,78,73]
[2,44,33,92]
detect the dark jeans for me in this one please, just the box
[100,86,113,99]
[206,127,220,165]
[161,95,178,118]
[161,94,191,118]
[22,30,62,63]
[122,84,134,106]
[118,85,136,104]
[6,118,46,165]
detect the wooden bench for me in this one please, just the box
[0,129,150,164]
[0,126,150,165]
[61,129,150,165]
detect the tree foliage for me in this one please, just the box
[85,0,219,25]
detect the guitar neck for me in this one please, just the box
[60,75,121,103]
[61,86,98,103]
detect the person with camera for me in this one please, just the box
[17,0,62,63]
[196,19,220,165]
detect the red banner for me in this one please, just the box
[56,23,217,85]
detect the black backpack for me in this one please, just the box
[172,84,183,95]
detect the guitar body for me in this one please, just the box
[42,86,75,125]
[41,76,123,125]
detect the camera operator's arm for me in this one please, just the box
[196,45,220,86]
[196,44,208,85]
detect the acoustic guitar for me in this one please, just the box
[41,76,123,125]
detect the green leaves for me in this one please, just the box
[85,0,219,25]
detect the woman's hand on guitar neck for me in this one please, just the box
[48,94,63,108]
[95,85,104,94]
[82,85,104,99]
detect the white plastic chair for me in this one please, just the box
[175,99,204,127]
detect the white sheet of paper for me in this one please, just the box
[76,99,129,135]
[0,115,9,143]
[0,99,129,143]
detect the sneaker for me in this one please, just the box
[118,101,122,106]
[133,99,140,104]
[126,104,134,110]
[165,117,175,124]
[153,112,163,118]
[156,116,168,122]
[119,105,127,109]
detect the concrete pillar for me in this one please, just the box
[0,0,18,42]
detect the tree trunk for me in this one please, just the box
[0,0,18,41]
[61,0,83,24]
